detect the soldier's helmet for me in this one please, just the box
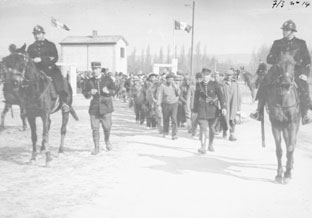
[281,20,297,32]
[32,25,45,34]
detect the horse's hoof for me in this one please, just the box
[283,172,292,184]
[274,175,283,184]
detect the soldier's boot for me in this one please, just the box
[208,130,215,152]
[298,85,312,125]
[60,91,70,113]
[104,130,112,151]
[91,131,100,155]
[229,133,237,141]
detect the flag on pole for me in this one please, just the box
[174,20,192,33]
[51,17,70,31]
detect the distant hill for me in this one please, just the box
[211,53,251,65]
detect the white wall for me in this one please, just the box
[61,45,88,71]
[88,44,115,71]
[61,43,126,73]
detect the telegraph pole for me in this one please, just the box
[190,1,195,77]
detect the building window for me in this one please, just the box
[120,47,125,58]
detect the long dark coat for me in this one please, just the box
[83,75,115,116]
[193,81,225,120]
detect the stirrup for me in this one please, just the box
[62,104,70,112]
[302,116,312,125]
[250,111,261,121]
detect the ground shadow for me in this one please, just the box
[139,152,275,183]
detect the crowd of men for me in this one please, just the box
[110,67,242,153]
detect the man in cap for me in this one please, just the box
[190,72,203,137]
[83,62,115,155]
[251,20,312,125]
[221,68,241,141]
[193,68,226,153]
[157,73,181,140]
[27,25,70,112]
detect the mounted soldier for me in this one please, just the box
[250,20,312,125]
[83,62,115,155]
[27,25,70,112]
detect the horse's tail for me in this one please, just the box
[69,105,79,121]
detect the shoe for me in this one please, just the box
[198,148,206,154]
[229,134,237,141]
[222,132,228,139]
[106,141,112,151]
[208,145,215,152]
[62,104,70,112]
[91,147,100,155]
[302,115,312,125]
[250,111,262,121]
[172,135,178,140]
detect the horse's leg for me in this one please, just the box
[283,127,297,183]
[59,110,69,154]
[0,103,11,130]
[41,114,52,165]
[272,126,283,183]
[27,116,37,162]
[20,105,27,131]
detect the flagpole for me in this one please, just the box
[190,1,195,77]
[173,20,176,60]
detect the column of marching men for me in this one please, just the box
[113,68,242,154]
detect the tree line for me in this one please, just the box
[128,43,312,76]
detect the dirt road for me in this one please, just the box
[0,89,311,218]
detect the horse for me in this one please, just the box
[237,68,257,103]
[2,44,78,166]
[0,61,27,131]
[264,51,300,184]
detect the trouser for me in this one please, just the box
[198,118,217,145]
[156,105,163,133]
[191,113,199,136]
[295,78,311,116]
[162,102,178,136]
[90,113,112,146]
[184,104,192,132]
[45,67,69,104]
[134,101,145,123]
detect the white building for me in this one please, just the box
[60,31,128,73]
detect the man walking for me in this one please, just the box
[83,62,115,155]
[157,73,181,140]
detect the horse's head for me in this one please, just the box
[2,44,32,88]
[276,50,297,87]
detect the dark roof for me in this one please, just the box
[60,35,128,46]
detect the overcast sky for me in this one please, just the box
[1,0,312,57]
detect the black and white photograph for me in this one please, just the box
[0,0,312,217]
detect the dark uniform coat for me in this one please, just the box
[193,81,225,120]
[267,37,311,78]
[27,39,58,75]
[27,39,65,93]
[83,75,115,116]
